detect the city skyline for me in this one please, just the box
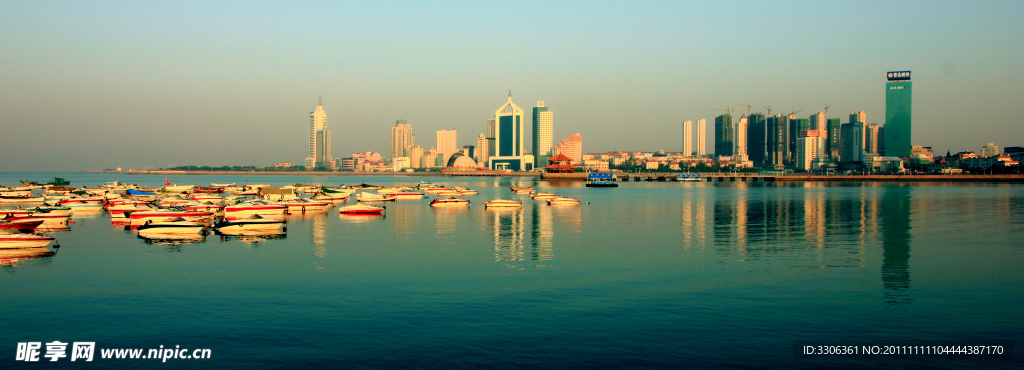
[2,1,1023,171]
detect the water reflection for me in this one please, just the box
[881,186,912,306]
[681,187,707,246]
[217,231,287,245]
[530,204,553,260]
[491,207,524,261]
[433,207,468,234]
[338,213,386,223]
[138,233,206,247]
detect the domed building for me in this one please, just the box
[445,152,480,171]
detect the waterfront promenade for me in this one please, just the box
[541,172,1024,182]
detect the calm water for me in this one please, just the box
[2,173,1022,368]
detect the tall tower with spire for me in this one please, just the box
[305,95,333,169]
[488,90,527,171]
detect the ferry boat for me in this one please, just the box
[530,192,559,200]
[338,204,385,215]
[547,197,581,206]
[676,174,702,182]
[585,173,618,187]
[484,199,522,208]
[430,197,470,207]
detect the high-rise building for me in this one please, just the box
[409,145,423,169]
[436,129,457,164]
[735,115,748,158]
[827,118,842,160]
[682,120,693,157]
[532,101,553,168]
[796,130,821,171]
[864,123,880,155]
[424,146,438,168]
[765,114,789,168]
[982,143,1000,157]
[696,118,707,157]
[788,118,810,164]
[476,133,489,165]
[850,111,866,124]
[810,112,828,158]
[714,114,734,158]
[489,92,527,171]
[747,113,767,165]
[391,120,413,160]
[884,71,913,158]
[554,133,583,164]
[305,95,333,169]
[841,121,866,163]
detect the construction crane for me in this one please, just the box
[788,109,803,119]
[709,107,734,116]
[737,103,753,117]
[763,106,772,117]
[823,104,832,121]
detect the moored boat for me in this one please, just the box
[385,192,425,200]
[137,217,205,236]
[0,220,44,232]
[128,209,212,227]
[355,192,397,202]
[430,197,470,207]
[338,204,385,215]
[0,232,57,250]
[272,198,332,212]
[214,214,286,234]
[484,199,522,208]
[223,201,288,220]
[547,196,581,206]
[530,192,559,200]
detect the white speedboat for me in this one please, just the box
[214,215,286,234]
[385,192,425,200]
[0,231,57,250]
[547,197,581,206]
[163,184,195,192]
[137,217,205,236]
[128,209,212,228]
[484,199,522,208]
[430,197,470,207]
[338,204,385,215]
[356,192,396,202]
[530,192,559,200]
[312,193,349,204]
[272,198,332,212]
[223,201,288,220]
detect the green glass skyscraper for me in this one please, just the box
[884,71,912,158]
[714,114,733,158]
[747,113,767,165]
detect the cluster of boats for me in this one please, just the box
[1,178,584,260]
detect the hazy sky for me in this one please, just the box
[2,0,1022,171]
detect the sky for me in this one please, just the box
[1,0,1022,171]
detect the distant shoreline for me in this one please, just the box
[87,170,540,177]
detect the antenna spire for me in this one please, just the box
[318,94,322,106]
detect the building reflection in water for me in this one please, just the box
[680,186,706,247]
[880,185,912,306]
[491,208,524,261]
[312,216,327,267]
[530,203,553,260]
[433,207,467,234]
